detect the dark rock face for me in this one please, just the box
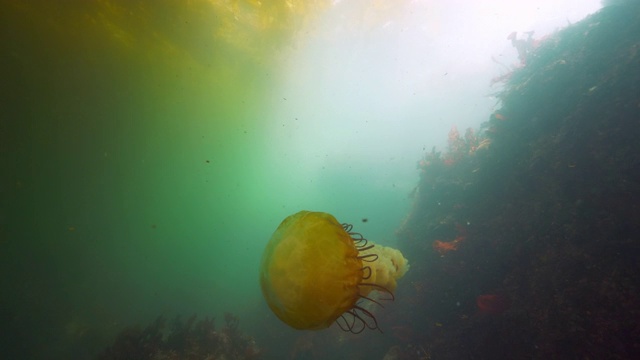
[397,4,640,359]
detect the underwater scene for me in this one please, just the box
[1,0,639,359]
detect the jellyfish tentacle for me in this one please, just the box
[337,299,382,334]
[342,310,366,334]
[336,314,356,332]
[362,266,372,280]
[358,253,378,262]
[358,294,385,308]
[350,232,365,241]
[353,237,368,248]
[342,223,367,245]
[357,244,375,252]
[350,305,382,333]
[358,283,395,301]
[341,223,354,233]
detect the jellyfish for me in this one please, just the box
[259,211,409,333]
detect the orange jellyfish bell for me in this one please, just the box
[260,211,409,333]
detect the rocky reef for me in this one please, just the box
[395,3,640,359]
[98,313,261,360]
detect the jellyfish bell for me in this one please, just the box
[259,211,409,333]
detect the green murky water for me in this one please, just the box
[1,1,412,356]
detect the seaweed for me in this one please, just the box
[98,313,261,360]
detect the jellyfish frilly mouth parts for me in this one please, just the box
[259,210,409,333]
